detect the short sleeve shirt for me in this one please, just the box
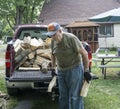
[51,32,83,71]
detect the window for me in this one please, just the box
[88,29,92,41]
[78,30,82,40]
[73,30,77,36]
[94,27,98,41]
[18,27,48,40]
[83,30,87,41]
[99,24,113,37]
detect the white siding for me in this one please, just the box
[98,23,120,48]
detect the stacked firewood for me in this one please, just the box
[13,36,52,72]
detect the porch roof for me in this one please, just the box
[65,21,99,28]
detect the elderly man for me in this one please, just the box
[47,22,92,109]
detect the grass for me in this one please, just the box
[84,69,120,109]
[0,45,120,109]
[0,75,6,93]
[86,53,120,109]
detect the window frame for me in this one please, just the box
[98,24,114,37]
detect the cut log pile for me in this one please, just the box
[13,36,52,72]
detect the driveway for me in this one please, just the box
[13,100,33,109]
[12,90,54,109]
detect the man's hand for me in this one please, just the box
[84,71,92,83]
[51,68,57,76]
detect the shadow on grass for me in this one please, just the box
[9,89,59,109]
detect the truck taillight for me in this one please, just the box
[5,51,11,67]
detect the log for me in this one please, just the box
[48,76,57,92]
[22,36,44,50]
[80,80,91,97]
[23,36,31,44]
[28,52,36,60]
[15,49,31,69]
[15,49,31,64]
[37,49,51,60]
[36,48,51,55]
[21,61,31,67]
[15,56,28,70]
[45,38,51,46]
[30,38,44,50]
[19,67,40,70]
[40,53,51,60]
[21,43,31,50]
[35,56,51,73]
[13,39,23,53]
[38,38,44,45]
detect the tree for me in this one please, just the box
[0,0,45,31]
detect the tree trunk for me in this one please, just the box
[16,6,23,26]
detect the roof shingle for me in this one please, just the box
[39,0,120,25]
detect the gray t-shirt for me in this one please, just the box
[51,32,83,71]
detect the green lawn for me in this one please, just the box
[0,45,120,109]
[84,64,120,109]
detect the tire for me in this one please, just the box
[7,87,19,96]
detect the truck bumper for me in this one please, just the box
[6,80,51,90]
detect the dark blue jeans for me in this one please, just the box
[58,64,84,109]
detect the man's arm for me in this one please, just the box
[79,47,92,83]
[51,54,56,68]
[79,47,89,72]
[51,54,57,76]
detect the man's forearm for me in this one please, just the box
[51,54,56,68]
[82,54,89,71]
[80,48,89,71]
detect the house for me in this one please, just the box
[89,20,120,50]
[89,8,120,49]
[39,0,120,52]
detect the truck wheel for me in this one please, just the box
[7,87,18,96]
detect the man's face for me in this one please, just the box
[51,30,62,43]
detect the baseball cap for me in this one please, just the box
[46,22,61,37]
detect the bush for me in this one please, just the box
[109,47,117,51]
